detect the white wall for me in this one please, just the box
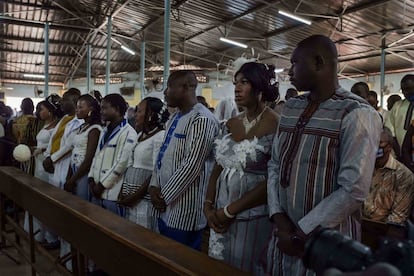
[196,79,294,102]
[2,83,62,98]
[338,72,410,94]
[338,70,414,109]
[67,72,141,95]
[3,70,413,111]
[1,83,63,113]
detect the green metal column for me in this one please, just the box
[163,0,171,89]
[380,36,386,107]
[87,44,92,92]
[105,16,112,95]
[44,23,49,98]
[140,41,145,100]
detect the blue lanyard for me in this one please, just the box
[156,113,182,169]
[66,119,80,136]
[99,119,127,150]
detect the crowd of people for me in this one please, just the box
[0,34,413,275]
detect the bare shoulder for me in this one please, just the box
[263,108,280,124]
[256,108,278,134]
[88,127,100,138]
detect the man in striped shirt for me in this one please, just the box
[149,70,219,250]
[265,35,382,275]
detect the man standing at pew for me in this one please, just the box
[149,71,219,250]
[265,35,382,275]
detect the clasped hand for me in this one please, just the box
[272,213,309,258]
[274,229,307,257]
[204,205,234,233]
[148,186,166,212]
[88,178,105,198]
[63,179,76,193]
[42,156,54,173]
[119,185,148,207]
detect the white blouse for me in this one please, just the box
[36,126,55,181]
[129,130,165,171]
[37,126,54,151]
[71,124,102,167]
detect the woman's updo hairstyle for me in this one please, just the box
[234,62,279,102]
[143,97,170,132]
[43,94,64,119]
[78,94,101,125]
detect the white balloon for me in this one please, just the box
[13,144,32,162]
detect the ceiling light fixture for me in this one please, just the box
[23,74,45,79]
[219,37,248,48]
[274,68,284,73]
[121,45,136,55]
[278,10,312,25]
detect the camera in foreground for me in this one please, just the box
[303,228,414,276]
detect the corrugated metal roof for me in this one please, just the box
[1,0,413,87]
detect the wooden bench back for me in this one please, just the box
[0,167,247,276]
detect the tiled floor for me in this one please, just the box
[0,246,32,276]
[0,241,64,276]
[0,229,63,276]
[0,207,64,276]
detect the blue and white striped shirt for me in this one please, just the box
[150,103,220,231]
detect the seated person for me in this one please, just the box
[363,128,414,225]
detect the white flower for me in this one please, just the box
[209,232,225,260]
[214,135,229,154]
[215,135,266,171]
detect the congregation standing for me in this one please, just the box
[2,34,414,276]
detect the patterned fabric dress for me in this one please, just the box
[209,132,274,273]
[121,130,164,231]
[21,117,44,176]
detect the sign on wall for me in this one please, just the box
[94,77,123,85]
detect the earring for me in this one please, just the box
[148,116,152,122]
[88,111,92,117]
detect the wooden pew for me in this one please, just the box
[0,167,248,275]
[361,218,407,250]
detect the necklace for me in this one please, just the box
[77,123,90,134]
[243,107,266,133]
[44,119,57,130]
[140,126,159,141]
